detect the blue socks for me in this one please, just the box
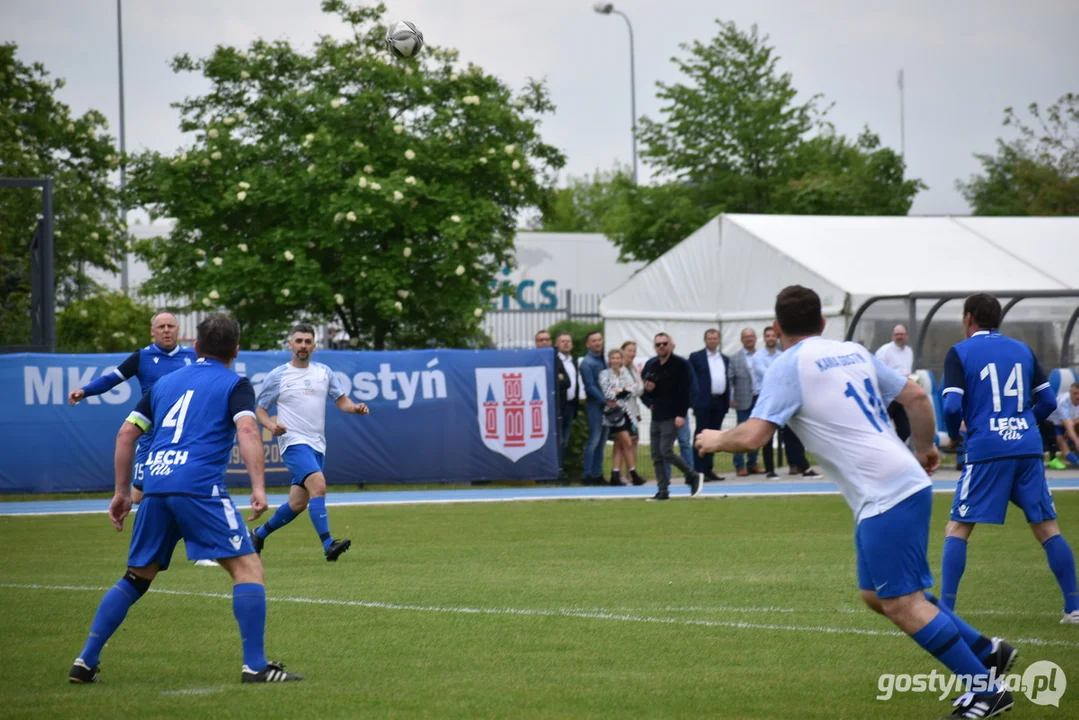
[233,583,268,671]
[940,536,968,611]
[1043,534,1079,613]
[256,502,300,539]
[308,496,333,552]
[78,575,145,667]
[926,593,992,663]
[911,610,989,681]
[1067,452,1079,466]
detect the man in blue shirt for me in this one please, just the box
[939,293,1078,622]
[68,311,197,504]
[68,314,303,685]
[578,331,610,485]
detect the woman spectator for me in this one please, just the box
[617,341,646,485]
[599,348,638,487]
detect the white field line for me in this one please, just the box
[160,687,223,697]
[4,582,1079,649]
[4,484,1079,517]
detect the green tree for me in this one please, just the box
[563,20,923,263]
[534,165,629,233]
[0,44,125,345]
[56,291,155,353]
[127,0,565,350]
[958,93,1079,216]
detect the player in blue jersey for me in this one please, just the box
[939,293,1079,622]
[251,323,369,561]
[68,311,197,504]
[696,286,1015,718]
[68,314,303,685]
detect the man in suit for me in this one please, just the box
[688,329,732,482]
[729,327,762,476]
[554,332,580,481]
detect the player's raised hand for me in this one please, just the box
[271,422,288,436]
[108,493,132,531]
[68,389,85,406]
[916,446,941,475]
[247,489,268,521]
[354,403,370,415]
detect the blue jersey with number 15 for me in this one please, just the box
[942,330,1050,463]
[128,357,256,497]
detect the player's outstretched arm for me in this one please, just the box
[335,395,369,415]
[235,415,267,521]
[695,419,776,456]
[895,380,940,474]
[70,350,140,405]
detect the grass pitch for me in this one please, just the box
[2,492,1078,718]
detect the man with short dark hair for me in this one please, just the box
[579,331,609,484]
[251,323,370,561]
[696,286,1016,718]
[555,332,579,480]
[68,313,303,685]
[534,330,552,348]
[688,328,731,482]
[939,292,1078,622]
[642,333,702,501]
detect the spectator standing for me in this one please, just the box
[534,330,552,348]
[555,332,580,481]
[688,329,732,482]
[641,333,702,501]
[666,338,698,480]
[729,328,762,476]
[618,341,646,485]
[875,324,914,442]
[579,331,609,485]
[753,326,783,479]
[600,349,638,486]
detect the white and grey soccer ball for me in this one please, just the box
[385,20,424,59]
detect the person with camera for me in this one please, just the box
[599,348,638,487]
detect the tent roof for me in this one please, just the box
[601,214,1077,322]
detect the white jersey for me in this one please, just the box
[256,361,346,454]
[752,336,931,523]
[1048,393,1079,426]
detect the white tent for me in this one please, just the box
[601,214,1079,359]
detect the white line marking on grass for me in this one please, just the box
[160,687,223,697]
[6,582,1079,648]
[574,605,1061,618]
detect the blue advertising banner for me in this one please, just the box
[0,349,559,493]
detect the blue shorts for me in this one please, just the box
[283,444,325,486]
[951,456,1056,524]
[856,487,935,599]
[128,494,255,570]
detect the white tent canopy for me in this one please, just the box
[600,214,1079,359]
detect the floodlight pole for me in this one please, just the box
[117,0,129,293]
[898,69,905,161]
[594,3,638,185]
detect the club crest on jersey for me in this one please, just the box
[184,357,192,366]
[475,367,548,462]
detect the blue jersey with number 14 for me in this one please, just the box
[942,330,1050,463]
[128,357,256,497]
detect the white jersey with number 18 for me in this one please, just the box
[752,337,931,524]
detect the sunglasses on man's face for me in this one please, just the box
[654,341,669,348]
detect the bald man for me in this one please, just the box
[875,325,914,442]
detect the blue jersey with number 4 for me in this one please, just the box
[942,330,1050,463]
[128,357,256,496]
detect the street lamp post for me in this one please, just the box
[593,2,637,185]
[117,0,129,293]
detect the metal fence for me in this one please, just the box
[483,291,602,349]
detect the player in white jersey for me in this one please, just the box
[251,323,369,561]
[696,286,1015,718]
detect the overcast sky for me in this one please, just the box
[4,0,1077,216]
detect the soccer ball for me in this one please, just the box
[385,20,424,59]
